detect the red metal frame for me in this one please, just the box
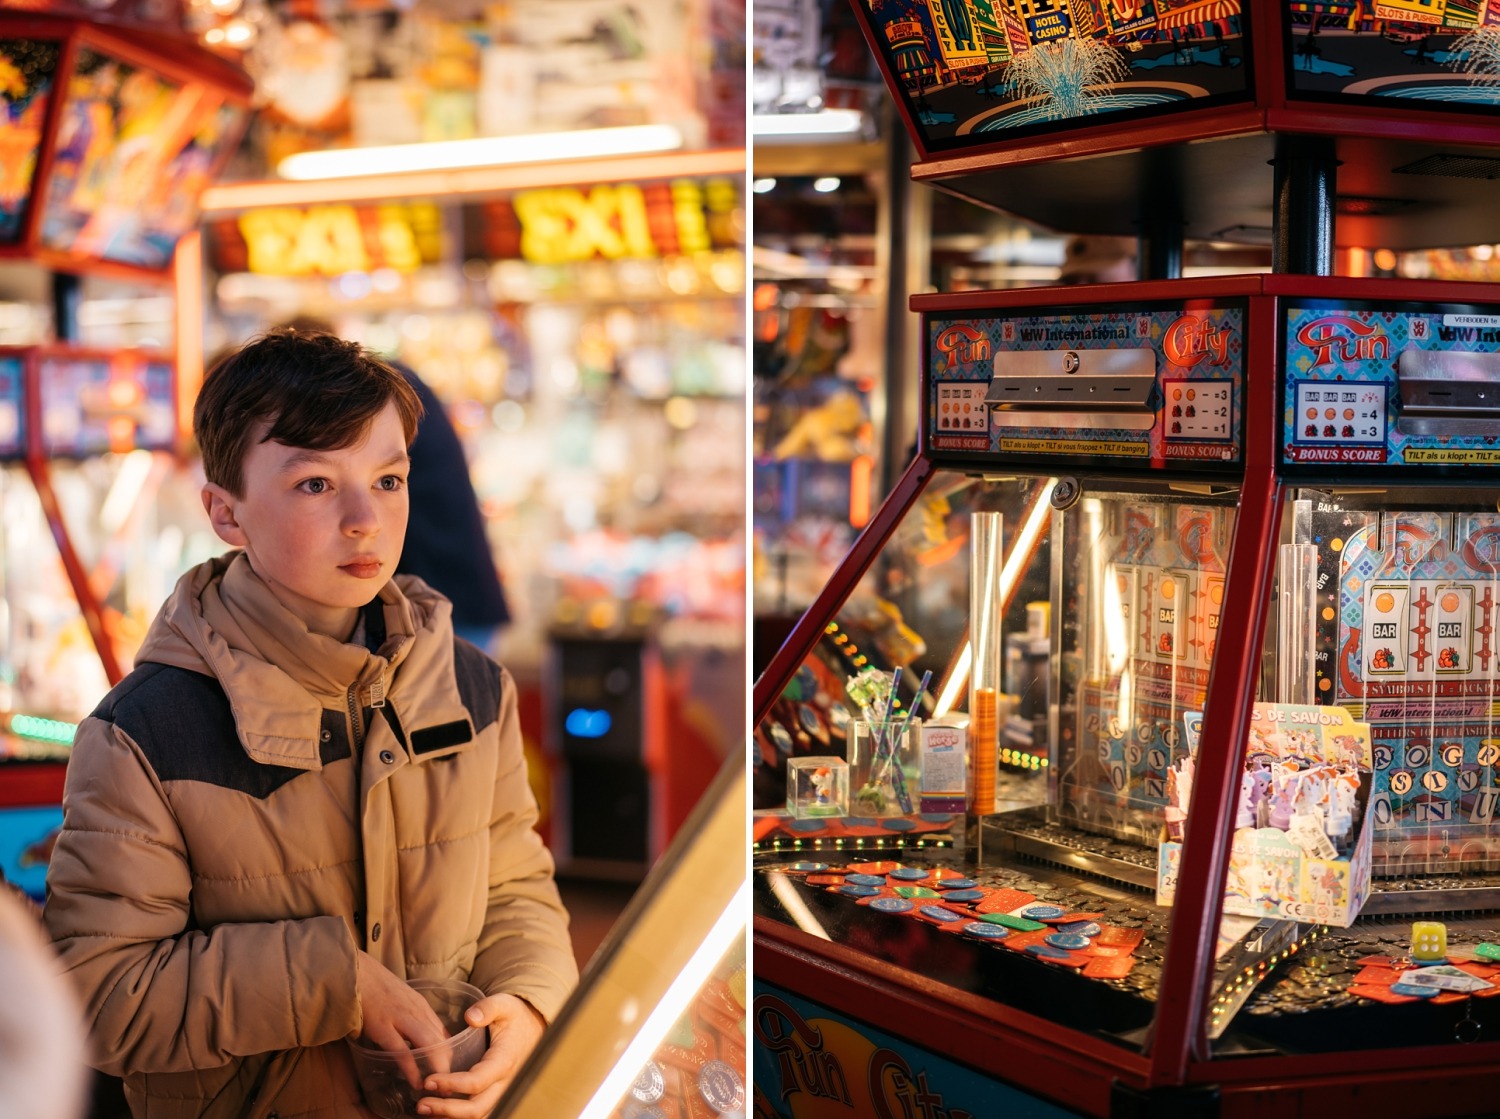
[0,761,67,808]
[755,274,1500,1113]
[753,452,935,726]
[11,343,176,687]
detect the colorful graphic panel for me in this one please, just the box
[0,38,62,244]
[38,354,174,456]
[861,0,1252,151]
[40,48,247,269]
[926,299,1246,468]
[1310,502,1500,872]
[1282,299,1500,469]
[1287,1,1500,110]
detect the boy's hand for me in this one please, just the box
[351,951,449,1088]
[415,993,545,1117]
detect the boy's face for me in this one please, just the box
[202,401,410,640]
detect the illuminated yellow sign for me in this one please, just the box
[232,202,442,275]
[507,180,720,264]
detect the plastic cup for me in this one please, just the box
[347,978,488,1119]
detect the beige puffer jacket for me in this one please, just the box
[44,552,578,1118]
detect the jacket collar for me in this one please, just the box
[139,552,464,770]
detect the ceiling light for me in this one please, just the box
[277,124,684,181]
[752,177,776,193]
[751,109,863,138]
[813,176,841,193]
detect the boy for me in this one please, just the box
[44,329,578,1119]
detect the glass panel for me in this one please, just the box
[755,467,1239,1050]
[1210,484,1500,1056]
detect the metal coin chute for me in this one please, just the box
[1396,347,1500,436]
[984,347,1158,431]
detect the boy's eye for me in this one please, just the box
[301,478,329,494]
[379,475,406,492]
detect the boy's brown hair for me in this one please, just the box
[194,327,423,497]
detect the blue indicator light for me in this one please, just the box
[565,708,612,738]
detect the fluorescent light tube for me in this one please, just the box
[277,124,684,181]
[751,109,863,138]
[576,882,748,1119]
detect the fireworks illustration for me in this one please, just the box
[1004,36,1130,120]
[1456,26,1500,86]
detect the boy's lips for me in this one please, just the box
[340,558,383,578]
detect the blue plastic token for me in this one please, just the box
[934,878,977,890]
[843,816,879,827]
[1390,982,1440,998]
[837,884,880,898]
[882,817,917,831]
[918,905,963,923]
[962,921,1010,940]
[1020,905,1066,920]
[889,867,929,880]
[788,818,826,832]
[939,889,984,903]
[845,873,885,887]
[788,861,828,873]
[1412,957,1453,967]
[1046,933,1091,951]
[1056,921,1101,938]
[1026,943,1074,960]
[869,897,915,914]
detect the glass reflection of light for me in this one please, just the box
[933,479,1057,718]
[767,870,831,942]
[578,881,748,1119]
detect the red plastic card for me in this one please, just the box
[974,889,1036,914]
[1094,926,1145,950]
[847,861,900,874]
[1083,956,1137,979]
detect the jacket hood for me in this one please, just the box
[137,552,455,769]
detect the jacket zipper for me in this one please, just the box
[347,673,387,750]
[347,685,364,749]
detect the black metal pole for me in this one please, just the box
[1139,148,1184,280]
[51,271,80,343]
[879,119,913,498]
[1271,134,1338,275]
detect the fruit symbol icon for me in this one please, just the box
[1159,631,1173,654]
[1438,647,1460,669]
[1370,647,1395,670]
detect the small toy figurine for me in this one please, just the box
[1267,769,1297,831]
[1412,920,1448,963]
[811,767,833,807]
[1249,766,1273,828]
[1235,770,1258,830]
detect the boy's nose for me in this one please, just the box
[342,494,380,534]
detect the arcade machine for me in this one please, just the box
[0,8,250,900]
[754,4,1500,1116]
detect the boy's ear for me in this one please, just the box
[201,483,248,547]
